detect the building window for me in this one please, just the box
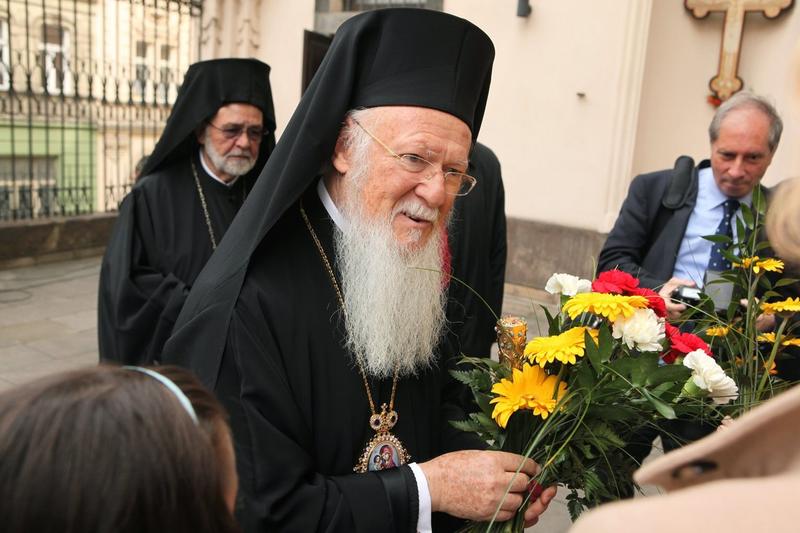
[39,23,73,95]
[134,40,150,98]
[0,157,59,220]
[0,20,9,91]
[156,44,172,102]
[343,0,428,9]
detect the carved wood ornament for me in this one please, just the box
[685,0,794,101]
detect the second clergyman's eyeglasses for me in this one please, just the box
[207,122,266,142]
[352,118,477,196]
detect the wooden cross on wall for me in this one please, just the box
[685,0,794,101]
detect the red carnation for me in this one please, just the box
[665,323,680,340]
[663,330,712,364]
[592,270,640,294]
[630,287,667,318]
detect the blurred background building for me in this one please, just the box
[2,0,799,288]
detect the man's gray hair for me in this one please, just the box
[342,108,374,171]
[708,92,783,152]
[322,108,374,181]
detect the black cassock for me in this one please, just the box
[98,152,252,363]
[214,189,480,532]
[448,142,507,358]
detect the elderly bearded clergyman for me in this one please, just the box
[162,9,556,533]
[98,58,276,364]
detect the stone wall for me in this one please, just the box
[505,216,607,290]
[0,214,116,269]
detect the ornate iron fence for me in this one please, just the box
[342,1,430,10]
[0,0,203,221]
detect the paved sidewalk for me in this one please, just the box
[0,256,100,391]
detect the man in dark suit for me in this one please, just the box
[598,91,783,320]
[599,92,788,463]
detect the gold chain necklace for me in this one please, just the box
[191,159,218,250]
[300,201,410,473]
[191,158,248,250]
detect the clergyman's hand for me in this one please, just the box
[658,277,696,321]
[419,450,556,523]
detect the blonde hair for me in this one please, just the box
[766,178,800,265]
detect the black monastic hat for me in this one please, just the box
[140,58,276,177]
[163,8,494,385]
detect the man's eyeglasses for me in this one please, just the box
[352,118,476,196]
[207,122,266,142]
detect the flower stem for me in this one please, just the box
[552,364,567,400]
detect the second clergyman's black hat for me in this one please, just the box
[163,8,495,386]
[140,58,276,177]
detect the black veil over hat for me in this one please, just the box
[140,58,276,177]
[163,8,494,386]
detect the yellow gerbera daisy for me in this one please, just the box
[757,332,776,343]
[490,364,568,428]
[562,293,649,322]
[705,326,730,337]
[757,332,800,347]
[734,256,784,274]
[756,258,785,273]
[734,257,757,269]
[524,327,599,367]
[760,297,800,315]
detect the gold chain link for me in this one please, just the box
[191,158,218,250]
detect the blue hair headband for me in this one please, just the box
[124,366,199,424]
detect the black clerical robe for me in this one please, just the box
[215,189,480,532]
[98,152,252,363]
[448,143,506,358]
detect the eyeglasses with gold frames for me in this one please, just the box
[207,122,266,142]
[352,118,477,196]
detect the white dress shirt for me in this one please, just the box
[672,166,752,288]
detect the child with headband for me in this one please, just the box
[0,365,239,533]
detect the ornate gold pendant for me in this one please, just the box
[354,403,410,473]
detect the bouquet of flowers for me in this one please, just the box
[683,187,799,414]
[452,270,736,531]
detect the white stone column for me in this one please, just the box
[600,0,653,233]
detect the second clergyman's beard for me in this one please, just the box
[334,204,448,379]
[203,133,256,178]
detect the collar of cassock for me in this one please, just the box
[317,178,348,231]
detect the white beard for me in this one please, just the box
[203,132,256,178]
[334,196,448,379]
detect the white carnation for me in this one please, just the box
[683,349,739,405]
[545,273,592,296]
[611,308,665,352]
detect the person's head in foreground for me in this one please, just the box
[0,365,239,533]
[767,177,800,266]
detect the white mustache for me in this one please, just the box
[393,200,439,223]
[226,149,252,159]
